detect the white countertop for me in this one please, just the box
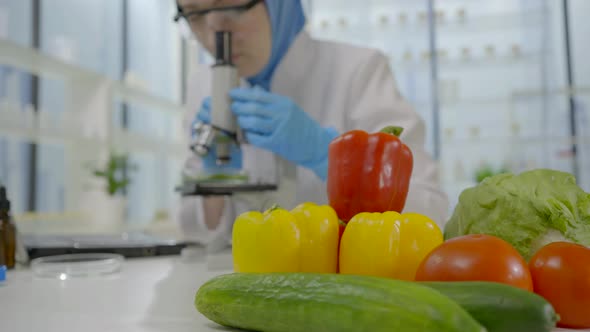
[0,253,234,332]
[0,254,586,332]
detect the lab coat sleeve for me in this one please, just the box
[345,51,450,228]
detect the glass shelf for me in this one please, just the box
[440,136,589,147]
[412,85,586,111]
[390,52,543,72]
[512,86,590,99]
[439,53,543,70]
[415,93,559,111]
[309,9,546,36]
[432,10,546,33]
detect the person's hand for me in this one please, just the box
[192,97,242,172]
[195,97,211,123]
[229,87,338,181]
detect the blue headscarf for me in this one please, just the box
[246,0,306,91]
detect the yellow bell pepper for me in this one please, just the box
[232,203,339,273]
[394,213,443,281]
[232,207,300,273]
[339,211,402,278]
[291,202,339,273]
[339,211,443,280]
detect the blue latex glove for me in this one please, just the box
[229,87,339,181]
[192,97,242,172]
[195,97,212,123]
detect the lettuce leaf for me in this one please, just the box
[444,169,590,260]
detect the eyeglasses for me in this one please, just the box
[174,0,263,25]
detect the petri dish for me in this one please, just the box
[31,253,124,279]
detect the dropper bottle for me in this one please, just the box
[0,186,16,269]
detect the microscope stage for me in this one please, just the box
[177,181,278,196]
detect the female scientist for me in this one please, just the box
[177,0,449,250]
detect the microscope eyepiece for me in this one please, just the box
[215,31,232,65]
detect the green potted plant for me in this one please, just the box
[89,152,137,230]
[92,152,136,196]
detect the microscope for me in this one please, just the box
[178,31,296,258]
[182,31,277,196]
[191,31,243,165]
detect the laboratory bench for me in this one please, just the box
[0,252,235,332]
[0,252,587,332]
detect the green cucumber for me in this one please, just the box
[420,281,558,332]
[195,273,485,332]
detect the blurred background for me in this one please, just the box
[0,0,588,236]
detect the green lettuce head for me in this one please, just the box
[444,169,590,260]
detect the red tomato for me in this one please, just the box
[415,234,533,291]
[529,241,590,329]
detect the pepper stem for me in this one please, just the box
[267,204,281,212]
[380,126,404,137]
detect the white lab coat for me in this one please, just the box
[179,31,449,250]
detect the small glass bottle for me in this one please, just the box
[0,186,16,269]
[0,227,5,267]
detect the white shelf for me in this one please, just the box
[0,38,188,156]
[113,82,185,116]
[0,38,184,116]
[0,109,186,158]
[0,125,186,159]
[0,39,98,81]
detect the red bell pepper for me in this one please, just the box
[327,126,413,222]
